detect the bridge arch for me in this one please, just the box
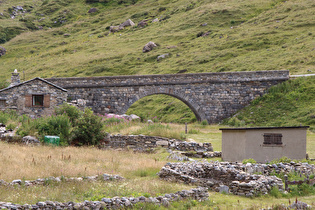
[119,88,205,122]
[45,70,289,123]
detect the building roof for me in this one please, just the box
[219,126,310,131]
[0,77,68,92]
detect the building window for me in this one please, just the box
[263,133,283,145]
[0,99,6,107]
[32,95,44,106]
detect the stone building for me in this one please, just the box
[0,71,67,118]
[220,126,309,163]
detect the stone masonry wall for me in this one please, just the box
[158,161,315,197]
[158,161,284,197]
[101,134,213,152]
[46,70,289,123]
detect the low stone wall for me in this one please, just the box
[0,174,124,187]
[231,162,315,176]
[101,134,213,152]
[158,161,285,197]
[0,187,209,209]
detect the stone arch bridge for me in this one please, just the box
[46,70,289,123]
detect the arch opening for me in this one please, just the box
[124,93,202,123]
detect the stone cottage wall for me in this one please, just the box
[0,79,67,118]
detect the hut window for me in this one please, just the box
[32,95,44,106]
[263,133,283,145]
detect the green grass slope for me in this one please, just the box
[224,76,315,131]
[0,0,314,126]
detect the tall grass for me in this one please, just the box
[0,142,168,181]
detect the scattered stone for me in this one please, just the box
[219,185,229,194]
[288,200,312,209]
[63,33,71,37]
[152,18,159,23]
[88,8,98,13]
[201,23,208,26]
[109,25,123,33]
[177,69,187,74]
[156,140,169,147]
[157,53,169,61]
[0,46,6,56]
[129,114,140,120]
[137,20,148,28]
[120,19,135,27]
[22,136,40,145]
[143,41,157,53]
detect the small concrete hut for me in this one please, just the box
[220,126,309,163]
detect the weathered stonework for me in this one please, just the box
[0,78,67,118]
[101,134,213,152]
[46,70,289,123]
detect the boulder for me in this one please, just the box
[22,136,40,145]
[129,114,140,120]
[143,41,157,53]
[120,19,135,27]
[0,46,6,56]
[152,18,159,23]
[157,53,169,61]
[109,25,124,33]
[137,20,147,28]
[88,8,98,13]
[156,140,169,147]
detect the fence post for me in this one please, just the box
[284,175,288,191]
[185,123,187,134]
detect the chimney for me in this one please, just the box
[10,69,20,87]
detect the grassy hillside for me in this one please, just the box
[224,76,315,131]
[0,0,314,126]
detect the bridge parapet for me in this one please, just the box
[46,70,289,88]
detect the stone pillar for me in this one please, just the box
[10,69,20,87]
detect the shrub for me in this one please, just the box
[269,186,282,198]
[72,108,104,146]
[269,156,292,164]
[0,110,18,125]
[188,129,200,134]
[242,158,257,164]
[55,103,82,125]
[200,120,208,126]
[36,114,72,146]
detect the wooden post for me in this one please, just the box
[284,175,288,191]
[185,123,187,134]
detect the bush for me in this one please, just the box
[242,158,257,164]
[72,108,104,146]
[200,120,208,126]
[0,110,18,125]
[36,114,72,146]
[55,103,82,125]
